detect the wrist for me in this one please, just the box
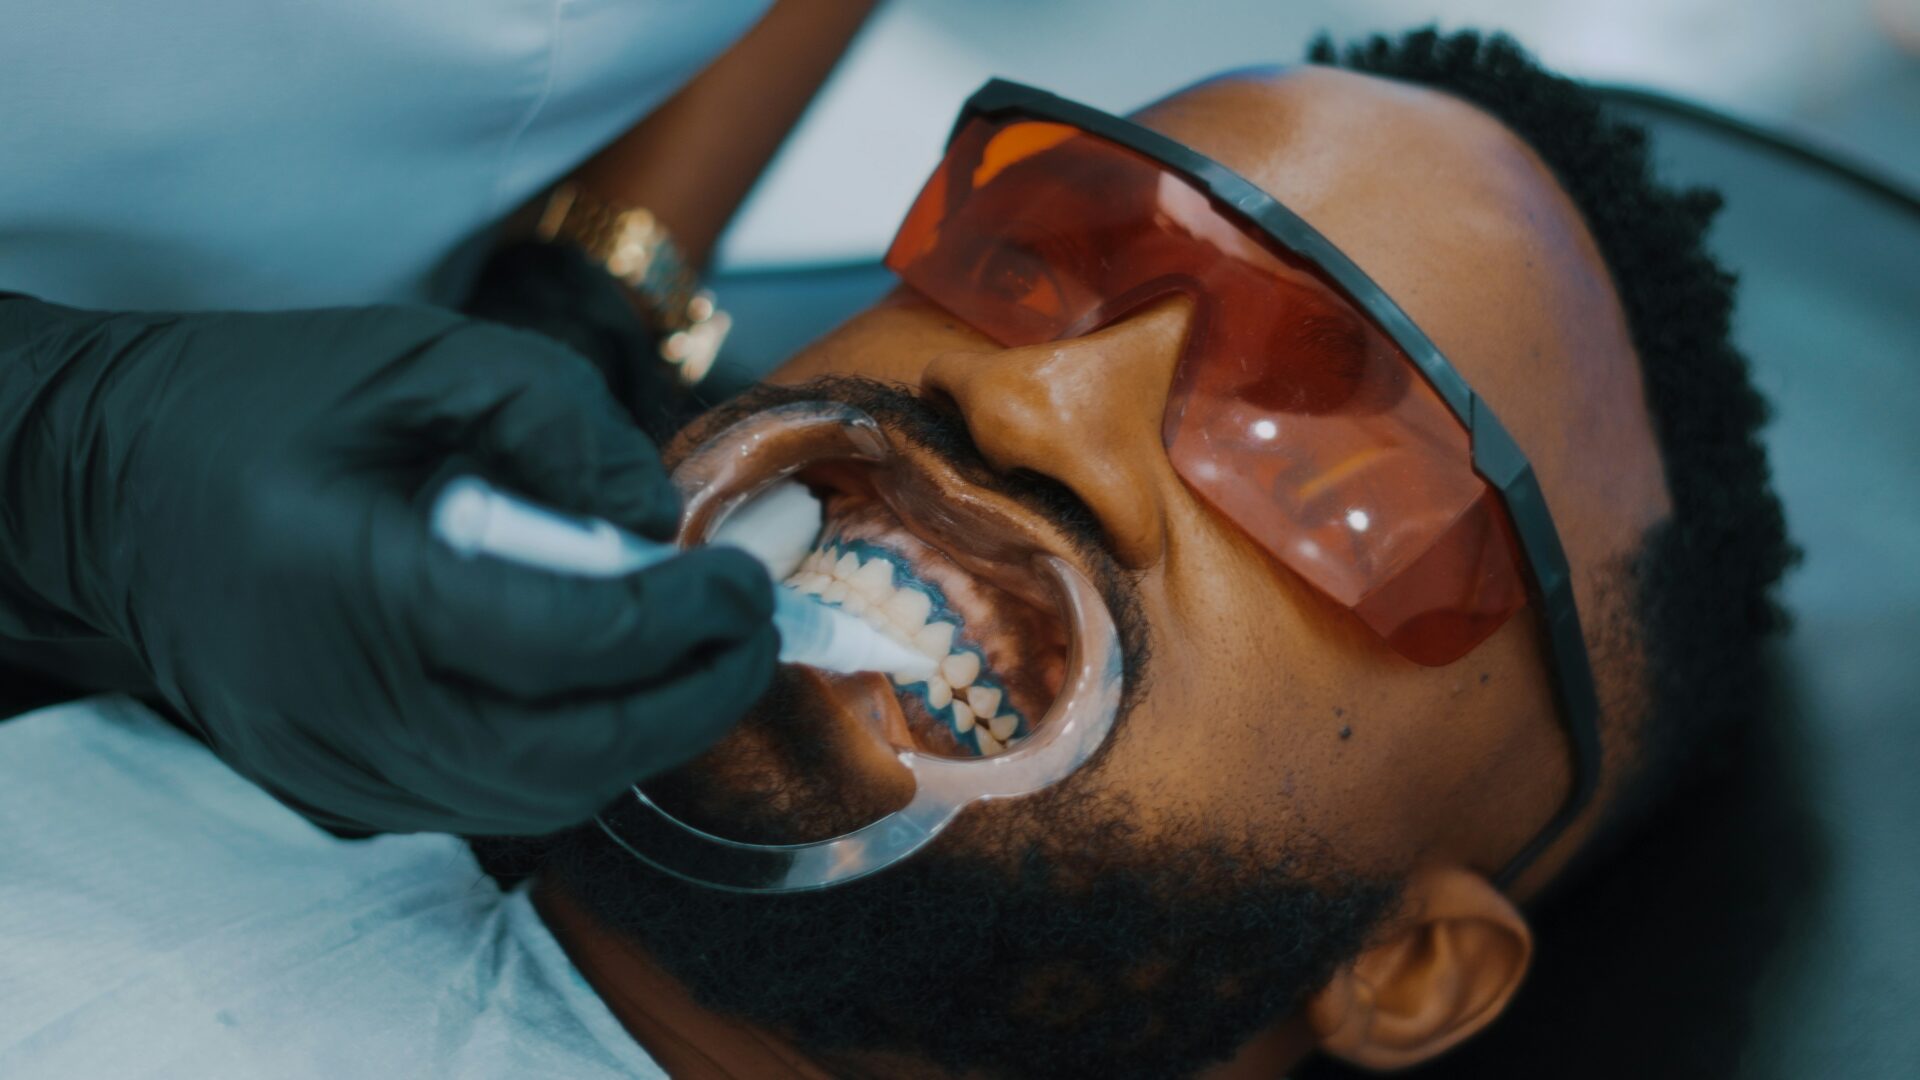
[0,298,158,640]
[533,184,733,386]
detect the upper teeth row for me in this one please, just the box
[786,545,1021,756]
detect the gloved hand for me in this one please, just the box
[0,296,778,835]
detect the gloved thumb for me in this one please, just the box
[391,322,685,539]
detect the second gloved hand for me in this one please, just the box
[0,297,778,835]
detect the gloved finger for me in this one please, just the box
[596,622,783,783]
[466,625,783,834]
[370,626,780,836]
[386,323,684,538]
[385,499,775,698]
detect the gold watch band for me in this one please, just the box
[535,184,732,386]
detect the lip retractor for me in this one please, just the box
[596,402,1127,893]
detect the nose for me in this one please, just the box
[921,296,1195,569]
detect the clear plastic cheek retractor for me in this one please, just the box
[590,402,1128,894]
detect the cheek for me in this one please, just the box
[1087,512,1477,871]
[1088,528,1356,832]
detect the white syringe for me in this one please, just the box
[429,475,938,678]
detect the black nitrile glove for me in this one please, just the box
[0,296,778,835]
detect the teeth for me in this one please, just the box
[926,676,952,709]
[914,622,956,659]
[881,588,932,631]
[966,685,1001,719]
[941,651,980,690]
[801,542,1025,757]
[850,559,895,600]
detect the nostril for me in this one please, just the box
[922,335,1172,569]
[924,367,1051,472]
[918,357,1006,435]
[918,383,966,423]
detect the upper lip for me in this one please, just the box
[858,436,1088,618]
[672,398,1095,617]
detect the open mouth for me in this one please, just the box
[672,402,1080,761]
[602,397,1130,890]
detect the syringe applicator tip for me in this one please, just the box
[773,588,940,677]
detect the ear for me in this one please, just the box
[1305,864,1532,1071]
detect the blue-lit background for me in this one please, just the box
[722,0,1919,266]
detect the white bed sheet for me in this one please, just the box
[0,696,661,1079]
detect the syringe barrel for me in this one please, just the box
[432,475,669,577]
[430,475,933,677]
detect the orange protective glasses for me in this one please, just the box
[885,80,1600,885]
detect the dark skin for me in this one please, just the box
[542,65,1672,1075]
[562,0,882,268]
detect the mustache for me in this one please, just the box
[673,375,1113,564]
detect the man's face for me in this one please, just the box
[563,66,1671,1077]
[745,66,1668,881]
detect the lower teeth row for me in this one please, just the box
[785,542,1026,756]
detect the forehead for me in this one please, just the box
[1130,66,1625,423]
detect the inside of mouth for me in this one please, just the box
[774,467,1071,759]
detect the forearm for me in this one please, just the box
[563,0,883,268]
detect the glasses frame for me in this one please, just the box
[929,79,1602,888]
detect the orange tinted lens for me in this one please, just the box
[886,118,1527,665]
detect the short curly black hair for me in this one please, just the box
[1305,28,1797,865]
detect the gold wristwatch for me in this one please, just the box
[535,184,732,386]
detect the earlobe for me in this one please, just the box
[1305,864,1532,1071]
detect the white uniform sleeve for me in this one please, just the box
[0,0,770,311]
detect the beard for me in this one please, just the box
[541,378,1402,1080]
